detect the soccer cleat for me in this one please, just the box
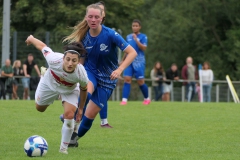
[100,123,113,128]
[59,148,68,154]
[68,142,78,147]
[143,99,151,105]
[40,66,47,76]
[120,101,127,105]
[59,114,64,123]
[68,132,79,148]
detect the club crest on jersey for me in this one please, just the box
[100,43,108,51]
[60,77,65,81]
[43,50,50,56]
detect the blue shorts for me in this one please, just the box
[21,77,30,88]
[86,69,113,109]
[123,64,145,79]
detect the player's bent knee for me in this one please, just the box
[64,110,75,119]
[137,79,145,85]
[35,104,48,112]
[124,79,132,83]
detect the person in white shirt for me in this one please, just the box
[201,61,213,102]
[25,35,89,154]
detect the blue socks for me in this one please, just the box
[122,83,131,99]
[78,115,94,138]
[139,84,149,98]
[99,104,107,119]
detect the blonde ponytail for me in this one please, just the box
[63,20,89,43]
[63,4,103,44]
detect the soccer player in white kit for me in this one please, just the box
[25,35,89,154]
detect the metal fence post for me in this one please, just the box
[216,84,219,102]
[116,86,120,101]
[171,81,174,101]
[148,87,152,100]
[112,89,115,101]
[227,87,230,102]
[182,85,185,102]
[12,31,17,62]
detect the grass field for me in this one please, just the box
[1,101,240,160]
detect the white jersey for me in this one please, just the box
[41,46,88,94]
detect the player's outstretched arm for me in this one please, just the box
[110,46,137,80]
[25,35,47,51]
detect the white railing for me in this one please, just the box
[111,79,240,102]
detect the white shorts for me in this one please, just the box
[35,79,79,108]
[163,83,172,93]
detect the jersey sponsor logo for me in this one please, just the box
[100,43,108,52]
[50,70,75,87]
[62,73,67,77]
[43,50,50,56]
[86,46,93,49]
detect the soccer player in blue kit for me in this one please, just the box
[63,4,137,146]
[120,19,151,105]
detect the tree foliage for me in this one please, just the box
[141,0,240,80]
[1,0,240,80]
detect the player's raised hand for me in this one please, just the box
[25,35,34,46]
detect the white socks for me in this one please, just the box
[101,118,108,125]
[74,120,80,133]
[61,119,74,150]
[122,98,128,102]
[144,97,150,100]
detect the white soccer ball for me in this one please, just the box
[24,135,48,157]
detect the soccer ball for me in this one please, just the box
[24,135,48,157]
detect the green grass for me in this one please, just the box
[1,101,240,160]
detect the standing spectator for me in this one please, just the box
[162,63,179,101]
[120,19,150,105]
[181,57,198,102]
[12,60,24,99]
[201,61,213,102]
[1,59,13,99]
[150,61,165,101]
[22,53,41,100]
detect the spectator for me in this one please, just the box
[181,57,198,102]
[201,61,213,102]
[150,61,165,101]
[12,60,24,99]
[22,53,41,100]
[1,59,14,99]
[162,63,179,101]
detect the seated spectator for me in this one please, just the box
[150,61,165,101]
[1,59,13,99]
[12,60,24,99]
[162,63,179,101]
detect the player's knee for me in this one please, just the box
[64,110,75,119]
[124,78,132,83]
[35,104,48,112]
[137,80,145,85]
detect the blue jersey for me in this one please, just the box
[126,33,147,68]
[82,25,129,89]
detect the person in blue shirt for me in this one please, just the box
[120,19,150,105]
[63,3,137,146]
